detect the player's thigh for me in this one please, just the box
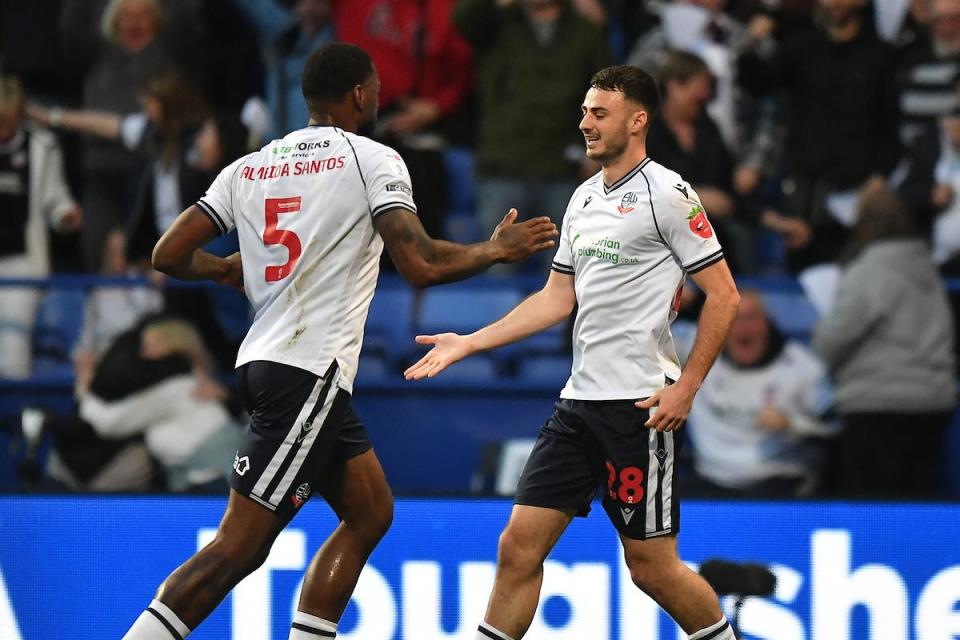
[208,488,287,564]
[593,400,684,540]
[498,504,575,567]
[618,531,679,571]
[319,449,393,535]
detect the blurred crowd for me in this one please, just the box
[1,0,958,497]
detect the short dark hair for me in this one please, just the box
[590,65,660,116]
[302,43,374,109]
[658,51,711,89]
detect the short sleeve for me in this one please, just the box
[652,181,723,274]
[362,146,418,219]
[197,157,245,235]
[551,201,575,276]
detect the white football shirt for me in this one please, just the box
[197,125,417,392]
[551,158,723,400]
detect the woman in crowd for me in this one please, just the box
[813,182,957,497]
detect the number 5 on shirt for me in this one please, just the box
[264,196,302,282]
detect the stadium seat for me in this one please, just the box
[363,286,415,362]
[517,355,571,386]
[436,355,498,382]
[416,288,523,336]
[32,290,86,364]
[444,146,476,215]
[355,353,392,384]
[761,291,820,341]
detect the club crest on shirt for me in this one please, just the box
[618,191,638,215]
[687,205,714,239]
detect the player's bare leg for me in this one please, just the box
[620,534,735,639]
[123,489,285,638]
[478,505,574,639]
[294,450,393,625]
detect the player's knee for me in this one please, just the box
[346,493,393,544]
[496,526,544,575]
[208,534,273,578]
[624,549,676,594]
[364,495,393,541]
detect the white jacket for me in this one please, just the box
[7,125,77,276]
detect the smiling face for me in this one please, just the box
[579,87,648,165]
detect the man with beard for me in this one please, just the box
[405,65,741,640]
[738,0,900,272]
[120,43,557,640]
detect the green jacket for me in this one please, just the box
[454,0,613,179]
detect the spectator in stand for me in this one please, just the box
[231,0,334,139]
[898,0,960,147]
[454,0,613,268]
[0,76,82,380]
[738,0,901,272]
[686,291,835,497]
[336,0,473,241]
[45,317,242,493]
[812,183,956,497]
[647,51,749,269]
[60,0,188,270]
[72,230,164,396]
[28,75,250,370]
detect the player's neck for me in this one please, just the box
[308,113,358,133]
[601,146,648,187]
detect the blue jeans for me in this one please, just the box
[476,176,578,274]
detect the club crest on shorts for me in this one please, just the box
[618,191,638,215]
[291,482,311,508]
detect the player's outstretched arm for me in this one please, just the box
[638,259,740,431]
[152,205,244,289]
[375,208,558,288]
[404,270,576,380]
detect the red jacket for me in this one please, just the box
[334,0,473,116]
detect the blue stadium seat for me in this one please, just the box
[32,290,86,364]
[363,287,415,362]
[517,355,571,386]
[417,288,523,336]
[437,355,497,382]
[355,353,392,384]
[444,146,476,215]
[762,291,820,341]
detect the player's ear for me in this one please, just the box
[632,109,648,133]
[353,84,365,114]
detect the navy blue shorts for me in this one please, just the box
[514,398,683,540]
[231,360,371,521]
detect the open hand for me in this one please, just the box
[404,333,474,380]
[635,382,696,432]
[491,209,558,263]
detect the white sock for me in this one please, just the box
[289,610,337,638]
[689,615,735,640]
[476,620,516,640]
[122,599,191,640]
